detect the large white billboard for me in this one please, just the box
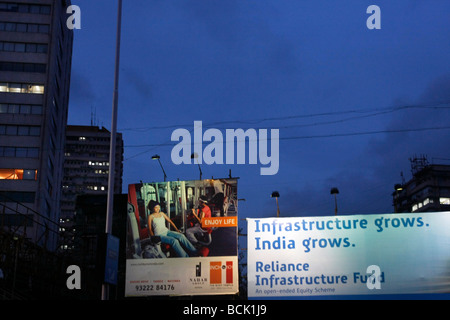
[125,178,239,297]
[248,212,450,298]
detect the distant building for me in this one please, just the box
[393,156,450,213]
[0,0,74,250]
[71,193,127,299]
[60,125,123,251]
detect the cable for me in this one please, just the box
[124,125,450,149]
[121,101,450,160]
[118,101,450,132]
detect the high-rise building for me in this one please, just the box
[393,156,450,213]
[60,125,123,251]
[0,0,74,250]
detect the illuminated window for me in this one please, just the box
[0,169,37,180]
[440,198,450,205]
[0,82,44,94]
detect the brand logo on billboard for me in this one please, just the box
[189,262,207,285]
[210,261,233,284]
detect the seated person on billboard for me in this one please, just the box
[186,195,214,247]
[147,200,198,258]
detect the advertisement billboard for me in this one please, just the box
[125,178,239,297]
[247,212,450,298]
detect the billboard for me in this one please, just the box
[247,212,450,298]
[125,178,239,297]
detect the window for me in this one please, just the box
[0,103,43,115]
[29,5,40,14]
[15,148,28,158]
[0,169,37,180]
[0,125,41,136]
[31,105,43,115]
[16,23,27,32]
[8,83,21,93]
[0,61,46,73]
[0,146,39,158]
[15,43,25,52]
[440,198,450,205]
[0,21,50,34]
[39,25,50,33]
[6,125,16,135]
[0,191,35,203]
[0,3,50,15]
[20,105,31,114]
[30,126,41,136]
[26,43,36,53]
[0,41,48,54]
[0,82,44,94]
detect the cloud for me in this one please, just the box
[267,74,450,217]
[69,70,97,104]
[122,68,153,101]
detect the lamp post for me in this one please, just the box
[103,0,122,301]
[191,153,202,180]
[271,191,280,218]
[152,154,167,181]
[330,187,339,215]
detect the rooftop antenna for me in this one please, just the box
[90,105,98,126]
[409,154,429,176]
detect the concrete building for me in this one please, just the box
[393,156,450,213]
[60,125,123,251]
[0,0,74,250]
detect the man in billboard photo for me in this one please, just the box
[186,195,213,246]
[147,200,198,258]
[209,179,225,216]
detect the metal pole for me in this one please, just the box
[334,194,338,215]
[157,158,167,181]
[276,197,280,218]
[103,0,122,301]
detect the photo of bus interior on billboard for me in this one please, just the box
[125,178,239,296]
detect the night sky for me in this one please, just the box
[68,0,450,219]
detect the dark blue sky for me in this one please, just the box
[68,0,450,218]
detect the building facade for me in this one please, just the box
[0,0,74,250]
[60,125,123,251]
[393,157,450,213]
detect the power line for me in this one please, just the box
[122,101,450,160]
[124,125,450,149]
[118,101,450,132]
[281,125,450,141]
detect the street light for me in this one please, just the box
[191,153,202,180]
[330,187,339,215]
[152,154,167,181]
[271,191,280,218]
